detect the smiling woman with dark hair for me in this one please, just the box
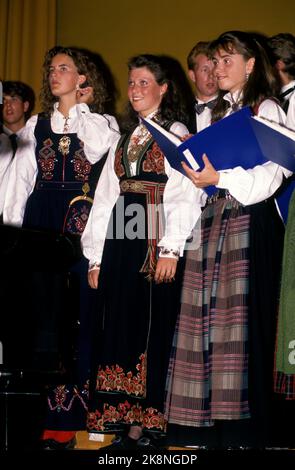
[81,53,204,450]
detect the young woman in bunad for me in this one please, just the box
[3,46,120,449]
[81,54,205,449]
[165,31,293,449]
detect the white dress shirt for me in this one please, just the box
[81,119,206,267]
[195,95,218,132]
[3,103,120,226]
[0,127,25,214]
[216,92,292,205]
[0,132,13,214]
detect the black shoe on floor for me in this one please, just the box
[101,435,139,451]
[40,437,76,450]
[137,435,167,450]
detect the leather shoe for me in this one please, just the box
[101,435,138,451]
[137,434,167,450]
[40,437,76,450]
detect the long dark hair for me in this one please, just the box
[209,31,279,122]
[121,54,190,131]
[40,46,108,116]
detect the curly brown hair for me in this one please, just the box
[40,46,108,116]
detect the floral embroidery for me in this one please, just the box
[114,148,125,178]
[38,138,56,180]
[72,143,91,181]
[142,407,165,430]
[96,353,146,397]
[142,142,165,174]
[87,409,103,431]
[65,203,91,234]
[47,384,88,412]
[87,403,166,432]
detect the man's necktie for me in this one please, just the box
[195,98,217,115]
[279,86,295,113]
[9,133,18,159]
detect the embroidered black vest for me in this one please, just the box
[23,114,103,235]
[114,119,174,183]
[113,119,174,277]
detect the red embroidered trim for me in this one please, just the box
[114,147,125,177]
[38,138,56,180]
[87,404,166,432]
[72,143,91,181]
[142,142,165,174]
[96,353,146,397]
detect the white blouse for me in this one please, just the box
[216,92,292,205]
[81,120,206,267]
[3,103,120,226]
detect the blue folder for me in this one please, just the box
[144,108,260,196]
[142,107,295,222]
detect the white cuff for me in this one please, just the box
[216,171,231,189]
[88,262,100,272]
[158,247,180,260]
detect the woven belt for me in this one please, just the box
[120,179,166,279]
[206,189,234,205]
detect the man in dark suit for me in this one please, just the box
[187,41,218,134]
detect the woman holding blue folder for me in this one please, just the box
[165,31,292,449]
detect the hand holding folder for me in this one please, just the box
[181,155,220,191]
[142,106,295,197]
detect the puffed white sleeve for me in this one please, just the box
[81,142,121,266]
[216,100,292,205]
[158,121,206,257]
[76,104,120,163]
[3,116,38,226]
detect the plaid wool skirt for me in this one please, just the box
[165,196,250,427]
